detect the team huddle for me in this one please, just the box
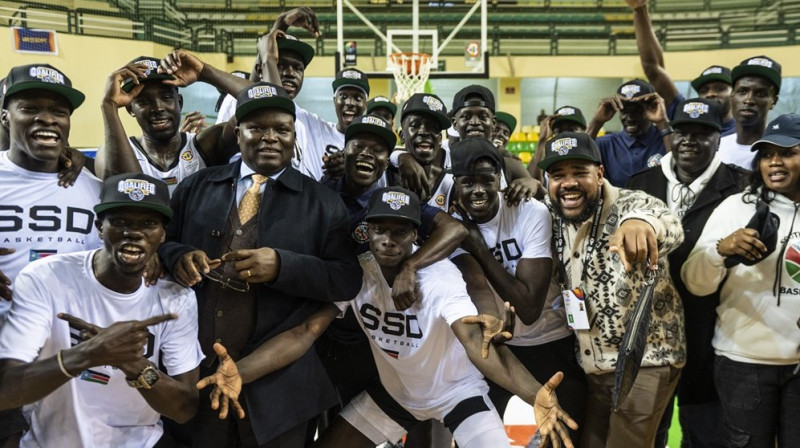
[1,4,799,448]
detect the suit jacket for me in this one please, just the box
[628,162,748,405]
[159,161,363,443]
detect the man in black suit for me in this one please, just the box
[157,70,362,446]
[627,97,748,448]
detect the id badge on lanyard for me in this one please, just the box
[563,287,590,330]
[556,198,603,332]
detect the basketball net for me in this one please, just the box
[388,52,432,103]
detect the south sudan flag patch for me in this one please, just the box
[80,369,110,385]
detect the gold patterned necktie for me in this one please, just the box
[238,174,268,224]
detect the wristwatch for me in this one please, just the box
[127,365,160,390]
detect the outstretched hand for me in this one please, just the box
[197,343,245,420]
[535,372,579,448]
[460,302,515,358]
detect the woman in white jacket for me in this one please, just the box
[682,113,800,448]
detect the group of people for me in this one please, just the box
[0,3,798,448]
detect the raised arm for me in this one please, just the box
[628,0,679,105]
[95,63,150,178]
[451,319,578,447]
[196,304,339,418]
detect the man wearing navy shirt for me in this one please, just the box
[586,79,671,187]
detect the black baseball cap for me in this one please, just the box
[332,68,370,96]
[345,115,397,150]
[537,132,602,172]
[365,186,421,227]
[450,138,504,176]
[401,93,451,130]
[235,82,295,121]
[278,34,315,67]
[2,64,84,111]
[95,173,173,221]
[751,114,800,152]
[452,85,495,114]
[551,105,587,129]
[732,55,781,94]
[691,65,732,91]
[495,112,517,133]
[366,96,397,117]
[617,79,656,99]
[670,98,723,131]
[121,56,175,93]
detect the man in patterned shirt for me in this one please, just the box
[538,132,685,448]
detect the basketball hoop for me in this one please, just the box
[388,52,431,103]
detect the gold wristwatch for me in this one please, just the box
[127,365,160,389]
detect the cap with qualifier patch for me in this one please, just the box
[751,113,800,152]
[451,85,495,114]
[732,55,782,94]
[670,98,723,131]
[95,173,173,221]
[401,93,451,130]
[691,65,732,91]
[278,34,315,67]
[2,64,85,111]
[537,132,602,172]
[345,115,397,150]
[617,79,655,100]
[332,68,370,96]
[235,82,295,121]
[366,96,397,117]
[551,105,587,129]
[450,138,504,177]
[121,56,175,93]
[365,186,421,227]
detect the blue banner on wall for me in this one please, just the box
[12,27,58,55]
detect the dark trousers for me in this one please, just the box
[486,335,587,443]
[167,369,308,448]
[714,355,800,448]
[654,395,725,448]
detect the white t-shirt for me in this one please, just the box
[216,95,236,124]
[718,133,755,170]
[339,253,487,419]
[0,152,102,318]
[128,132,204,195]
[295,105,344,181]
[451,194,570,346]
[0,250,204,448]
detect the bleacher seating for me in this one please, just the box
[0,0,796,60]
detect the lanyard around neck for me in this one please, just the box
[555,196,604,288]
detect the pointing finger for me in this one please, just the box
[57,313,102,333]
[136,313,177,328]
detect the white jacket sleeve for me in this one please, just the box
[681,194,748,296]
